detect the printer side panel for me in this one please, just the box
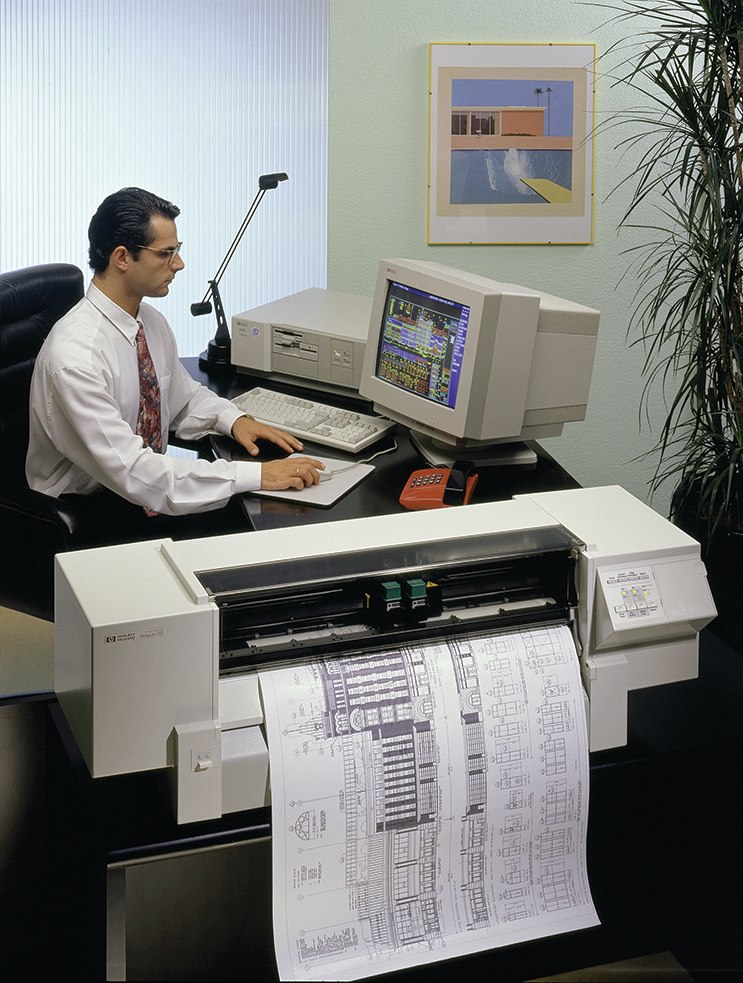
[55,542,219,779]
[88,609,217,777]
[55,563,95,770]
[520,487,717,752]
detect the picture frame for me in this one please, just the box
[428,43,596,245]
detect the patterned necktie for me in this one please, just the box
[135,321,162,453]
[135,321,161,516]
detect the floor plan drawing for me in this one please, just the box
[260,624,598,981]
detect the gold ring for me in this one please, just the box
[295,466,299,475]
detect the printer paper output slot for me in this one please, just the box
[219,598,567,669]
[217,548,575,663]
[220,584,366,639]
[221,617,573,688]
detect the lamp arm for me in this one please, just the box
[195,188,265,308]
[193,171,288,370]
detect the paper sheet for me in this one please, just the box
[259,625,598,981]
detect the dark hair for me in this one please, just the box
[87,187,180,274]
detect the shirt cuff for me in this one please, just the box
[216,402,246,436]
[234,460,262,492]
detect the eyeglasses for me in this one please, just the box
[134,242,183,266]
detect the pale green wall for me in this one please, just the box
[328,0,669,513]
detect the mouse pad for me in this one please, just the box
[248,453,374,508]
[210,438,374,508]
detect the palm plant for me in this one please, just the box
[601,0,743,538]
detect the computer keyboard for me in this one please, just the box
[232,387,396,454]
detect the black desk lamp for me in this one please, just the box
[192,172,288,370]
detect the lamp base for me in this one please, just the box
[198,337,232,371]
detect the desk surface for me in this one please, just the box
[183,358,582,531]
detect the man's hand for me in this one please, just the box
[231,414,324,489]
[231,414,304,457]
[260,456,325,490]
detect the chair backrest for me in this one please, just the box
[0,264,84,484]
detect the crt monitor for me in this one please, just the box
[358,259,600,466]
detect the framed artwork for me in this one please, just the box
[428,43,596,245]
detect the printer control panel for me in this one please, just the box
[593,554,715,654]
[598,567,665,624]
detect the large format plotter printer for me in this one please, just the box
[55,485,716,825]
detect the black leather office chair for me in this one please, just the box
[0,263,103,621]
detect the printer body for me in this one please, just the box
[54,486,716,825]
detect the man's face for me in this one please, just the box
[130,215,185,298]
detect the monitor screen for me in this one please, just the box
[359,259,600,466]
[375,280,470,410]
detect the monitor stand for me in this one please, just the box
[410,431,538,468]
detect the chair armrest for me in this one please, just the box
[0,484,101,549]
[0,485,103,620]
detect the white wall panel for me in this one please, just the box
[0,0,327,354]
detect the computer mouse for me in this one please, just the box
[319,469,333,482]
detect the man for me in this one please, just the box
[26,187,323,538]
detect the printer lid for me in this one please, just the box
[197,525,577,602]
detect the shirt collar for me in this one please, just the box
[87,282,140,344]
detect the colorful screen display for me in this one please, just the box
[374,281,470,409]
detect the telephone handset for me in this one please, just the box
[399,461,479,510]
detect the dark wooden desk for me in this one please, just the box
[182,357,581,531]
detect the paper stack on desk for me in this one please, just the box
[259,624,598,981]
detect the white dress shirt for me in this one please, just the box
[26,282,261,514]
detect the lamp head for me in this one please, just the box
[258,172,288,190]
[190,301,212,316]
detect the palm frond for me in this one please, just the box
[590,0,743,532]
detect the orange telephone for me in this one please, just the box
[399,461,479,510]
